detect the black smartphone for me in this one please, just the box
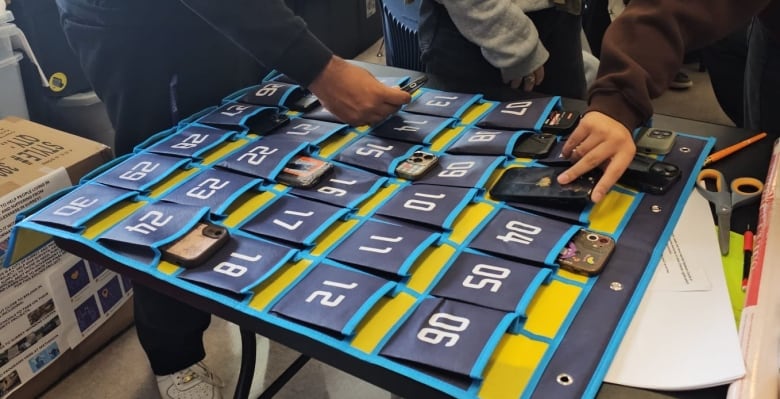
[395,150,438,180]
[277,156,334,188]
[291,93,320,112]
[161,222,229,268]
[542,109,580,135]
[400,75,428,93]
[512,133,557,158]
[489,166,596,206]
[618,154,681,194]
[635,127,677,155]
[557,229,616,276]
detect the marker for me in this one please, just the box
[703,132,767,166]
[742,226,753,292]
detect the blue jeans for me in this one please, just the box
[744,18,780,138]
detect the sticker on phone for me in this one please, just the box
[556,229,616,276]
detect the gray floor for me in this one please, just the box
[38,40,736,399]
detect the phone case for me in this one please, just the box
[161,222,229,268]
[395,151,438,180]
[542,110,580,135]
[277,156,334,188]
[489,166,596,206]
[512,133,557,158]
[618,154,681,194]
[635,128,677,155]
[557,229,616,276]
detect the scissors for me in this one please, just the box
[695,168,764,255]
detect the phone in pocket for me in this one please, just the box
[277,156,334,188]
[635,127,677,155]
[489,166,597,206]
[512,133,557,158]
[618,154,681,194]
[161,222,229,268]
[557,229,616,276]
[395,150,438,180]
[542,109,580,135]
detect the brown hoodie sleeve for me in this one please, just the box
[587,0,772,130]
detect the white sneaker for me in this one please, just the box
[156,362,225,399]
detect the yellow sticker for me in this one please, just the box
[48,72,68,93]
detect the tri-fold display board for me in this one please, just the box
[6,73,713,399]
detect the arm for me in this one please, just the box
[439,0,549,83]
[178,0,410,125]
[559,0,771,202]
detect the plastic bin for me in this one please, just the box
[50,91,115,150]
[0,52,29,119]
[0,23,16,60]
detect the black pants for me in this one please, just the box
[57,0,264,375]
[419,2,586,99]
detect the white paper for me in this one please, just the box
[605,192,745,390]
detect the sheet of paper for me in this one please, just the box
[605,192,745,390]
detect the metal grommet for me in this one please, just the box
[610,282,624,291]
[557,373,574,386]
[679,147,691,153]
[651,205,662,213]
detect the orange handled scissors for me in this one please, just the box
[695,169,763,255]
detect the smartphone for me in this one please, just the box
[291,93,320,111]
[250,112,290,134]
[557,229,616,276]
[489,166,596,206]
[399,75,428,93]
[161,222,229,268]
[395,150,438,180]
[277,156,334,188]
[635,127,677,155]
[618,154,681,194]
[512,133,557,158]
[542,109,580,135]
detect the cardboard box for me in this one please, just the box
[0,116,133,399]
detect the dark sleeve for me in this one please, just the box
[587,0,771,130]
[178,0,333,86]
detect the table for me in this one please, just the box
[16,61,769,399]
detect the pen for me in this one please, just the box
[703,132,767,166]
[742,226,753,292]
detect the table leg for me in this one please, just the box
[234,328,257,399]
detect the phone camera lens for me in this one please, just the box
[411,157,423,163]
[413,151,424,157]
[586,233,599,242]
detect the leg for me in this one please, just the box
[744,18,780,138]
[701,26,748,127]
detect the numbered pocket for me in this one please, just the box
[335,136,422,176]
[27,183,138,231]
[445,126,523,156]
[93,152,191,192]
[159,168,262,217]
[431,249,552,314]
[142,124,235,159]
[239,194,350,247]
[369,111,456,144]
[380,297,514,379]
[197,102,287,134]
[375,184,479,230]
[178,229,297,294]
[401,88,483,119]
[215,135,311,180]
[325,218,441,277]
[288,161,388,209]
[271,260,396,336]
[232,81,306,108]
[266,117,348,146]
[476,97,561,131]
[413,154,505,189]
[467,206,580,267]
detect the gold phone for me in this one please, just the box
[557,229,616,276]
[161,222,229,268]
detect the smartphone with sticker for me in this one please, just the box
[489,166,597,206]
[512,133,557,158]
[542,109,580,135]
[635,127,677,155]
[395,150,438,180]
[161,222,229,268]
[557,229,616,276]
[277,156,334,188]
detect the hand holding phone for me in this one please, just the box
[161,222,229,268]
[557,229,616,276]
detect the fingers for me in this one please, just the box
[522,75,536,92]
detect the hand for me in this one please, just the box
[308,56,411,126]
[556,111,636,203]
[507,66,545,91]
